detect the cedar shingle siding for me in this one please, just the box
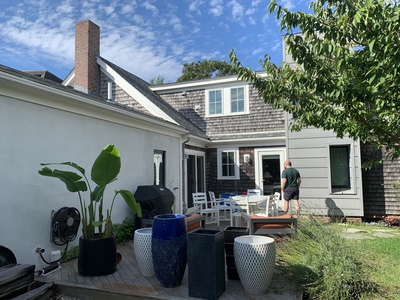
[160,85,284,135]
[159,84,285,196]
[362,143,400,216]
[99,72,152,115]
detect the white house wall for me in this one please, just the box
[0,79,183,269]
[287,126,364,216]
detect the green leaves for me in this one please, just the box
[116,190,142,218]
[39,144,142,239]
[91,144,121,187]
[177,59,237,82]
[231,0,400,159]
[38,166,87,193]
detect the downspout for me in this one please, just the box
[181,135,190,214]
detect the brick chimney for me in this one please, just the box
[74,20,100,95]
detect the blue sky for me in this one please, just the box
[0,0,310,83]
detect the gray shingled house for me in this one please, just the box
[1,21,399,269]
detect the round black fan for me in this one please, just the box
[52,207,80,245]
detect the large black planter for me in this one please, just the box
[188,229,225,300]
[223,226,248,280]
[151,214,187,288]
[78,236,117,276]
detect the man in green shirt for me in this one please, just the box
[281,160,301,214]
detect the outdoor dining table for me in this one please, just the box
[227,195,270,226]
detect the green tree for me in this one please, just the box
[230,0,400,160]
[149,75,165,85]
[177,59,236,82]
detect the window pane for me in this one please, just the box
[330,146,350,188]
[216,102,222,114]
[221,151,236,177]
[197,156,205,192]
[222,165,228,176]
[230,87,244,113]
[231,88,237,100]
[209,90,222,115]
[238,101,244,112]
[228,164,235,176]
[154,150,165,186]
[238,87,244,99]
[228,152,235,163]
[222,152,227,164]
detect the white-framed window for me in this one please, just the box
[154,150,165,186]
[209,90,222,115]
[217,148,240,180]
[230,87,245,113]
[206,85,248,117]
[328,143,356,194]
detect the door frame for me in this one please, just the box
[254,148,286,208]
[184,149,206,214]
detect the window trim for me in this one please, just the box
[217,148,240,180]
[205,84,249,117]
[327,143,356,194]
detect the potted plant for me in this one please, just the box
[38,144,142,276]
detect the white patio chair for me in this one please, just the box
[266,192,279,217]
[247,189,261,196]
[229,195,251,226]
[209,191,230,225]
[192,192,218,224]
[254,192,279,217]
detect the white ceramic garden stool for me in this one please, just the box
[234,235,275,294]
[133,228,155,277]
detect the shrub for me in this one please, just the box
[62,246,79,263]
[277,215,377,299]
[382,215,400,227]
[113,218,135,242]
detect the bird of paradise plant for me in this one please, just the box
[38,144,142,239]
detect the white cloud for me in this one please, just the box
[251,0,262,6]
[272,40,281,51]
[280,0,296,10]
[0,0,308,82]
[245,8,256,16]
[101,4,115,16]
[252,47,265,55]
[169,14,183,31]
[56,3,74,14]
[229,0,244,20]
[209,0,223,17]
[188,0,204,15]
[141,0,158,14]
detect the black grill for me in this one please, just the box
[134,185,174,219]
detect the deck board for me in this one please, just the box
[37,222,301,300]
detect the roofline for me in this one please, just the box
[62,68,75,86]
[0,67,189,136]
[208,135,286,148]
[97,58,178,124]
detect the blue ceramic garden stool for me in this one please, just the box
[151,214,187,287]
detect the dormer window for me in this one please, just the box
[209,90,222,114]
[206,85,248,117]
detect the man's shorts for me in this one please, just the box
[283,187,299,200]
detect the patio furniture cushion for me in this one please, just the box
[251,213,293,229]
[185,214,205,231]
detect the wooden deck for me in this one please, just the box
[37,222,302,300]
